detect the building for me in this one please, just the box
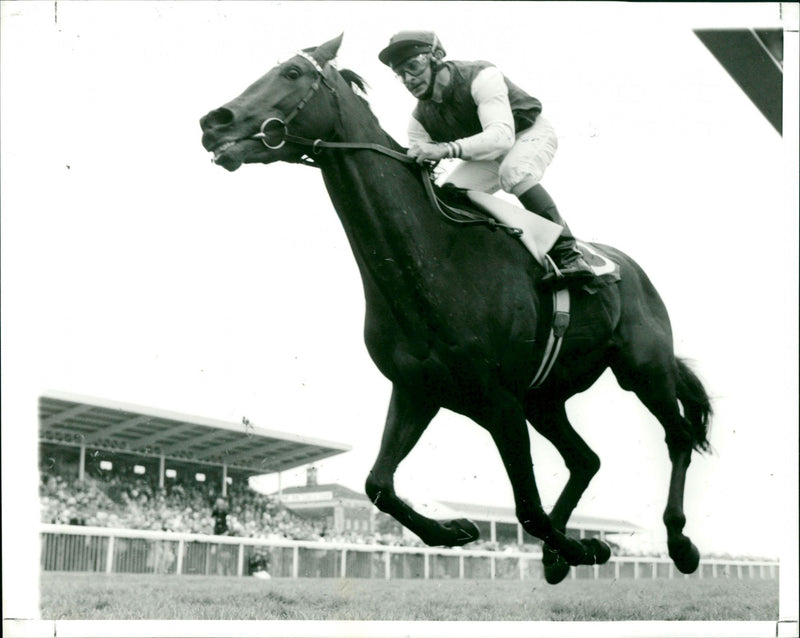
[276,467,639,544]
[275,468,379,535]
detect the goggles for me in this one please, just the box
[392,53,431,81]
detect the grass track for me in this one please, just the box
[40,572,778,621]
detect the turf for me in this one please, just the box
[39,572,779,621]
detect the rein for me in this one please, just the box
[249,53,522,237]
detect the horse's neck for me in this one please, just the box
[324,153,438,279]
[318,105,451,321]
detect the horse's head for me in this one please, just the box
[200,34,344,171]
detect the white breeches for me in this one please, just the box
[444,115,558,197]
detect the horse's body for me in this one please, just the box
[200,35,711,583]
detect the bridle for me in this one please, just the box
[250,51,338,153]
[247,51,522,236]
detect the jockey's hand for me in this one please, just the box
[407,142,449,165]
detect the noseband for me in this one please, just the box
[251,51,336,151]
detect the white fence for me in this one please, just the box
[40,524,779,582]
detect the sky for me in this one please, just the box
[2,0,798,620]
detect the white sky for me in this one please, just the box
[2,0,798,621]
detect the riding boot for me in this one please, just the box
[516,184,596,288]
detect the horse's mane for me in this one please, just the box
[334,67,404,152]
[339,68,368,95]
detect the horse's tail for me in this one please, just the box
[675,358,712,453]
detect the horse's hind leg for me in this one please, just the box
[525,398,609,583]
[365,384,480,547]
[612,353,703,574]
[481,392,608,571]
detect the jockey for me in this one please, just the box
[379,31,595,288]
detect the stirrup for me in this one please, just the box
[541,255,595,289]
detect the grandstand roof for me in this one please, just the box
[428,500,641,534]
[38,391,351,476]
[279,482,369,503]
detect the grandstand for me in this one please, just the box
[39,391,352,539]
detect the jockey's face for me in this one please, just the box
[393,53,434,99]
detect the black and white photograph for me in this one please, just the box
[2,2,798,637]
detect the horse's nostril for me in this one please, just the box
[208,107,235,127]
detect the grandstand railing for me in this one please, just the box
[40,524,779,581]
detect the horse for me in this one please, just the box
[199,34,711,584]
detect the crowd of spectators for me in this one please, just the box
[38,469,411,545]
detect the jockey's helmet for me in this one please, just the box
[378,31,446,68]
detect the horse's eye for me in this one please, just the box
[284,68,301,80]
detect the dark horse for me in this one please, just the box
[200,35,711,584]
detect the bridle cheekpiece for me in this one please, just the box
[251,51,336,152]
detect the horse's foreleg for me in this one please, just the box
[365,385,479,547]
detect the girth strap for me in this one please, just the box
[529,288,570,389]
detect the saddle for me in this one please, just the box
[434,184,561,266]
[434,184,620,290]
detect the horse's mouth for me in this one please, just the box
[212,140,238,161]
[209,137,255,171]
[206,132,287,170]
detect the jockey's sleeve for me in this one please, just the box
[457,66,515,161]
[408,116,433,148]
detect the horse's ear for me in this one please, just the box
[313,33,344,66]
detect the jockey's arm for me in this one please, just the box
[457,66,515,160]
[407,116,433,148]
[406,67,515,164]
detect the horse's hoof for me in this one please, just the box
[668,538,700,574]
[542,545,571,585]
[582,538,611,565]
[441,518,480,546]
[558,537,593,565]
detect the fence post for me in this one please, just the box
[424,553,430,579]
[341,549,347,579]
[459,555,465,580]
[519,557,525,581]
[105,536,115,574]
[176,539,184,575]
[237,543,244,577]
[292,546,299,579]
[614,560,620,580]
[384,551,391,580]
[490,555,496,580]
